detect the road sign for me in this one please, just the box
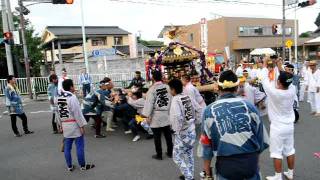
[286,0,298,6]
[200,18,208,53]
[92,48,116,57]
[13,31,20,45]
[286,40,293,48]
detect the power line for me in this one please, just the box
[108,0,193,7]
[108,0,282,7]
[203,0,280,7]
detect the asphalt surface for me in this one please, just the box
[0,98,320,180]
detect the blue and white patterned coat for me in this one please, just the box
[200,93,269,160]
[47,83,58,112]
[82,89,114,116]
[5,84,24,115]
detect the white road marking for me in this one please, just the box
[30,110,51,114]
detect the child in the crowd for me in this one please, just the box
[56,79,95,172]
[168,79,201,180]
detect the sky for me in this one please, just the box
[8,0,320,40]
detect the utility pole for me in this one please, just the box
[5,0,20,74]
[5,0,14,32]
[1,0,14,75]
[294,5,298,63]
[80,0,89,74]
[18,0,33,99]
[282,0,286,59]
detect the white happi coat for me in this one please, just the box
[142,81,172,128]
[58,76,69,94]
[236,66,244,77]
[306,69,320,93]
[169,94,202,135]
[243,82,266,106]
[306,69,320,113]
[183,82,206,108]
[183,82,206,124]
[261,67,280,87]
[56,91,87,138]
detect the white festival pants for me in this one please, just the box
[309,92,320,113]
[102,111,114,129]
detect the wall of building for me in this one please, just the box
[179,23,201,49]
[177,17,298,63]
[224,17,295,49]
[54,57,145,76]
[207,18,228,53]
[87,35,129,51]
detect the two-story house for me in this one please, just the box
[41,26,133,63]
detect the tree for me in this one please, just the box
[137,37,164,47]
[0,14,43,78]
[299,32,311,38]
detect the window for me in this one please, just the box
[238,26,293,37]
[114,36,123,45]
[285,28,292,36]
[188,33,194,42]
[91,38,106,46]
[239,27,244,33]
[254,27,263,35]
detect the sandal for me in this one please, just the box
[67,165,75,172]
[314,152,320,158]
[80,164,95,171]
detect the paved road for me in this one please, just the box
[0,99,320,180]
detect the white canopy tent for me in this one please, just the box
[250,48,276,55]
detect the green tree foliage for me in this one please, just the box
[299,32,311,38]
[0,14,43,77]
[137,37,164,47]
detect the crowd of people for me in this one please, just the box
[3,56,320,179]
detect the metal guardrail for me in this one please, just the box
[0,72,146,96]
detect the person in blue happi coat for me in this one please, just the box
[5,75,34,137]
[199,70,269,180]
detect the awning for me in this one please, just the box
[305,36,320,45]
[250,48,276,55]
